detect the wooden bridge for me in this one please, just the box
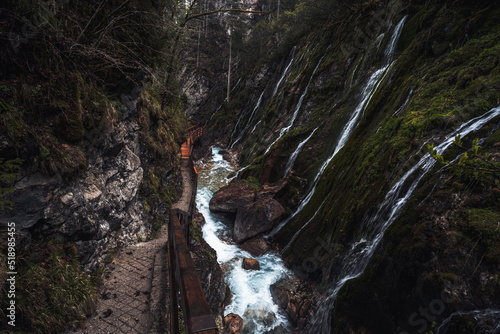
[169,125,218,334]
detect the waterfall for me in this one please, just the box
[251,120,262,134]
[312,106,500,332]
[265,47,330,154]
[283,127,318,177]
[268,16,408,237]
[245,91,265,129]
[229,107,250,146]
[273,46,297,96]
[436,308,500,334]
[231,91,265,148]
[280,199,327,255]
[393,88,414,116]
[335,16,406,153]
[374,32,385,52]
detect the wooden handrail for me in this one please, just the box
[169,209,218,334]
[169,125,217,334]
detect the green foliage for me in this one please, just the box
[457,208,500,263]
[0,0,181,178]
[241,176,261,191]
[427,135,500,174]
[0,239,99,333]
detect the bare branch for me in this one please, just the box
[182,9,270,26]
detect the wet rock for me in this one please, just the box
[242,258,261,270]
[209,183,256,213]
[209,179,288,214]
[189,211,227,316]
[240,235,270,257]
[270,277,317,331]
[224,313,244,334]
[219,149,229,156]
[192,209,206,230]
[242,308,278,333]
[233,197,284,243]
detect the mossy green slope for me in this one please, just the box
[205,0,500,332]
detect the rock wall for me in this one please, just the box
[190,209,228,316]
[0,87,177,272]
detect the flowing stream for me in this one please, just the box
[196,148,291,333]
[312,106,500,332]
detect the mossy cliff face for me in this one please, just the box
[0,1,188,332]
[0,1,187,272]
[0,84,185,273]
[192,0,500,332]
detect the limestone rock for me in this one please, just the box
[240,235,270,257]
[242,258,260,270]
[189,211,227,315]
[233,197,284,243]
[0,87,164,272]
[209,179,288,214]
[243,308,279,332]
[209,182,255,213]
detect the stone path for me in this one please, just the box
[72,225,170,334]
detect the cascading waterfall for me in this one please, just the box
[197,148,291,333]
[312,106,500,332]
[283,127,318,177]
[436,308,500,334]
[265,47,331,154]
[393,88,414,116]
[250,120,261,133]
[273,46,297,96]
[244,91,265,130]
[231,91,265,148]
[268,17,408,237]
[229,107,251,146]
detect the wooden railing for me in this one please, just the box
[169,125,217,334]
[175,157,198,244]
[169,209,218,334]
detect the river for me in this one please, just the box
[196,147,291,333]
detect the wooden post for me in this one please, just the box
[227,28,232,104]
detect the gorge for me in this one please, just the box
[1,0,500,333]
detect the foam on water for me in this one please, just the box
[197,148,291,332]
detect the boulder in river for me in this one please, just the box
[242,308,279,331]
[233,197,284,243]
[209,182,256,213]
[240,235,270,257]
[209,179,287,214]
[242,258,261,270]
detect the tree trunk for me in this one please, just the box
[196,21,201,69]
[227,31,231,104]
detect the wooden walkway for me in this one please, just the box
[169,124,218,334]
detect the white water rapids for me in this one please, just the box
[196,148,291,333]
